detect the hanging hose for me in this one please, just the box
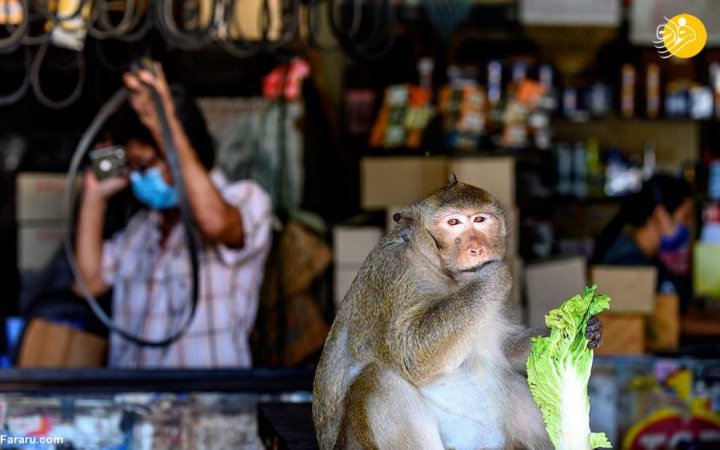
[328,0,395,59]
[63,65,201,347]
[0,45,30,105]
[215,0,268,58]
[30,41,85,109]
[88,0,151,42]
[153,0,215,50]
[304,0,341,52]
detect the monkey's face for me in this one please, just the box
[432,208,504,281]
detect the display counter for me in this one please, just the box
[0,368,314,450]
[0,358,719,449]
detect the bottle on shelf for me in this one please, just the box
[646,63,661,119]
[573,141,588,198]
[621,64,636,118]
[586,137,604,198]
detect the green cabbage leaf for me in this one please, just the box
[526,285,612,450]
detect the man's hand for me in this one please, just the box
[122,62,175,151]
[84,169,128,202]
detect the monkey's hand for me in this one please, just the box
[475,259,511,280]
[585,316,602,349]
[471,260,511,302]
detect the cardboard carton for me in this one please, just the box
[525,256,587,328]
[333,226,383,266]
[361,156,448,209]
[18,318,107,368]
[647,293,680,352]
[595,313,645,355]
[18,224,65,271]
[591,265,658,313]
[447,156,516,207]
[17,172,69,221]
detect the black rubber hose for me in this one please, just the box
[63,79,201,347]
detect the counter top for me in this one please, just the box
[0,367,315,393]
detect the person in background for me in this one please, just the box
[74,63,273,368]
[592,173,694,312]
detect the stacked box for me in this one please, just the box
[16,173,68,295]
[333,226,383,309]
[594,313,646,355]
[525,257,588,329]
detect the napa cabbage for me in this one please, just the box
[526,285,612,450]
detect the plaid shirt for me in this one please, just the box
[101,172,272,368]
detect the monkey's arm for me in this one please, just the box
[504,317,603,372]
[388,261,511,385]
[504,326,547,371]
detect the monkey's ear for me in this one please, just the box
[393,211,413,226]
[446,173,459,187]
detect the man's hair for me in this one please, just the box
[108,86,215,170]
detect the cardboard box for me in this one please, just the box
[333,226,382,266]
[18,318,107,368]
[591,265,658,313]
[17,172,69,221]
[525,256,587,328]
[647,293,680,352]
[694,243,720,298]
[361,156,448,209]
[447,156,516,207]
[595,313,645,355]
[18,224,65,271]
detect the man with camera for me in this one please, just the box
[74,63,272,368]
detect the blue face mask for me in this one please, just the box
[130,167,178,210]
[660,224,690,251]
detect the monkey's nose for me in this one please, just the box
[469,247,483,256]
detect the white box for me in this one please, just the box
[17,173,69,221]
[525,256,588,328]
[333,226,383,266]
[447,156,516,207]
[18,224,65,271]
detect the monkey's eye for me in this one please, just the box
[447,218,460,226]
[474,216,486,223]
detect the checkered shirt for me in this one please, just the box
[101,172,272,368]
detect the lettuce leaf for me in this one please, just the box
[526,285,612,449]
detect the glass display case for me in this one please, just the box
[0,368,313,450]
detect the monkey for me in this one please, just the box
[312,178,602,450]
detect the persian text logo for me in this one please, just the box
[654,14,707,59]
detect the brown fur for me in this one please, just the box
[313,181,596,450]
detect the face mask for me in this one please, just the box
[130,167,178,210]
[660,223,690,252]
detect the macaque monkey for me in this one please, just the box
[313,178,602,450]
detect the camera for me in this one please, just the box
[89,146,126,180]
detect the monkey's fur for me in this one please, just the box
[313,180,601,450]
